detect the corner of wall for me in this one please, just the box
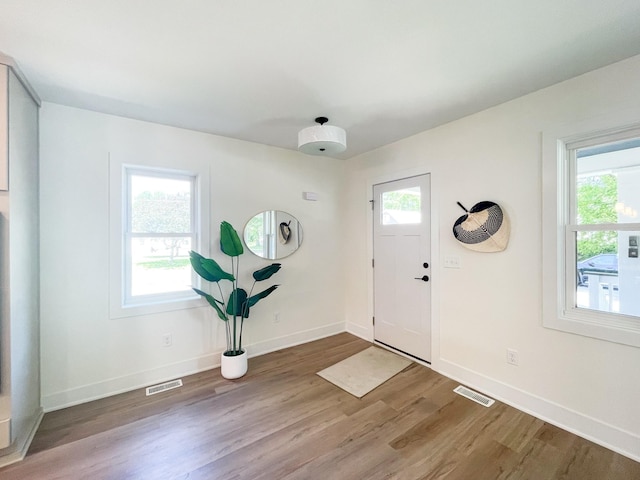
[0,408,43,468]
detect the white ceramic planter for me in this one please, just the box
[220,349,248,379]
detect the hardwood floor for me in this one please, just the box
[2,333,638,479]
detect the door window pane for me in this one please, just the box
[381,187,421,225]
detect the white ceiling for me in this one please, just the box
[1,1,640,159]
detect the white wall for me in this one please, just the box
[344,54,640,460]
[40,104,346,410]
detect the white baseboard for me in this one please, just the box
[43,322,346,412]
[246,322,346,358]
[43,353,218,412]
[0,408,44,468]
[346,321,372,341]
[437,358,640,462]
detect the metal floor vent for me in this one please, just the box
[146,379,183,396]
[454,385,495,407]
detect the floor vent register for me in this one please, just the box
[453,385,495,407]
[146,379,183,396]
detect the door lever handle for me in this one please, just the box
[414,275,429,282]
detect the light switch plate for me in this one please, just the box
[444,255,461,268]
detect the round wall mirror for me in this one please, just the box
[243,211,303,260]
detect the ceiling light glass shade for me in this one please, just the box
[298,124,347,155]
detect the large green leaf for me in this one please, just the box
[190,251,235,282]
[220,221,244,257]
[247,285,279,309]
[201,258,234,282]
[189,251,215,281]
[193,288,227,321]
[226,288,249,317]
[252,263,281,281]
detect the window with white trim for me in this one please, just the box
[543,122,640,347]
[123,166,198,306]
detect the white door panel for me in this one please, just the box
[373,174,431,362]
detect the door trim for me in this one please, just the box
[363,168,440,369]
[358,167,438,371]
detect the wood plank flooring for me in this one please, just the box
[1,333,638,479]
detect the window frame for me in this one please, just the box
[542,118,640,347]
[109,159,209,319]
[123,166,198,306]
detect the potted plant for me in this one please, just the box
[190,221,281,379]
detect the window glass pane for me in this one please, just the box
[381,187,421,225]
[131,236,193,296]
[576,139,640,225]
[131,174,192,233]
[575,172,618,225]
[575,230,640,317]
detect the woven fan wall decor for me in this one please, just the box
[453,201,510,252]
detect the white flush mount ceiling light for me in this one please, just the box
[298,117,346,155]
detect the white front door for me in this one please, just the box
[373,174,431,362]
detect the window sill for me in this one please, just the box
[544,309,640,348]
[110,295,204,319]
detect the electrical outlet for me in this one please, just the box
[162,333,173,347]
[506,348,519,366]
